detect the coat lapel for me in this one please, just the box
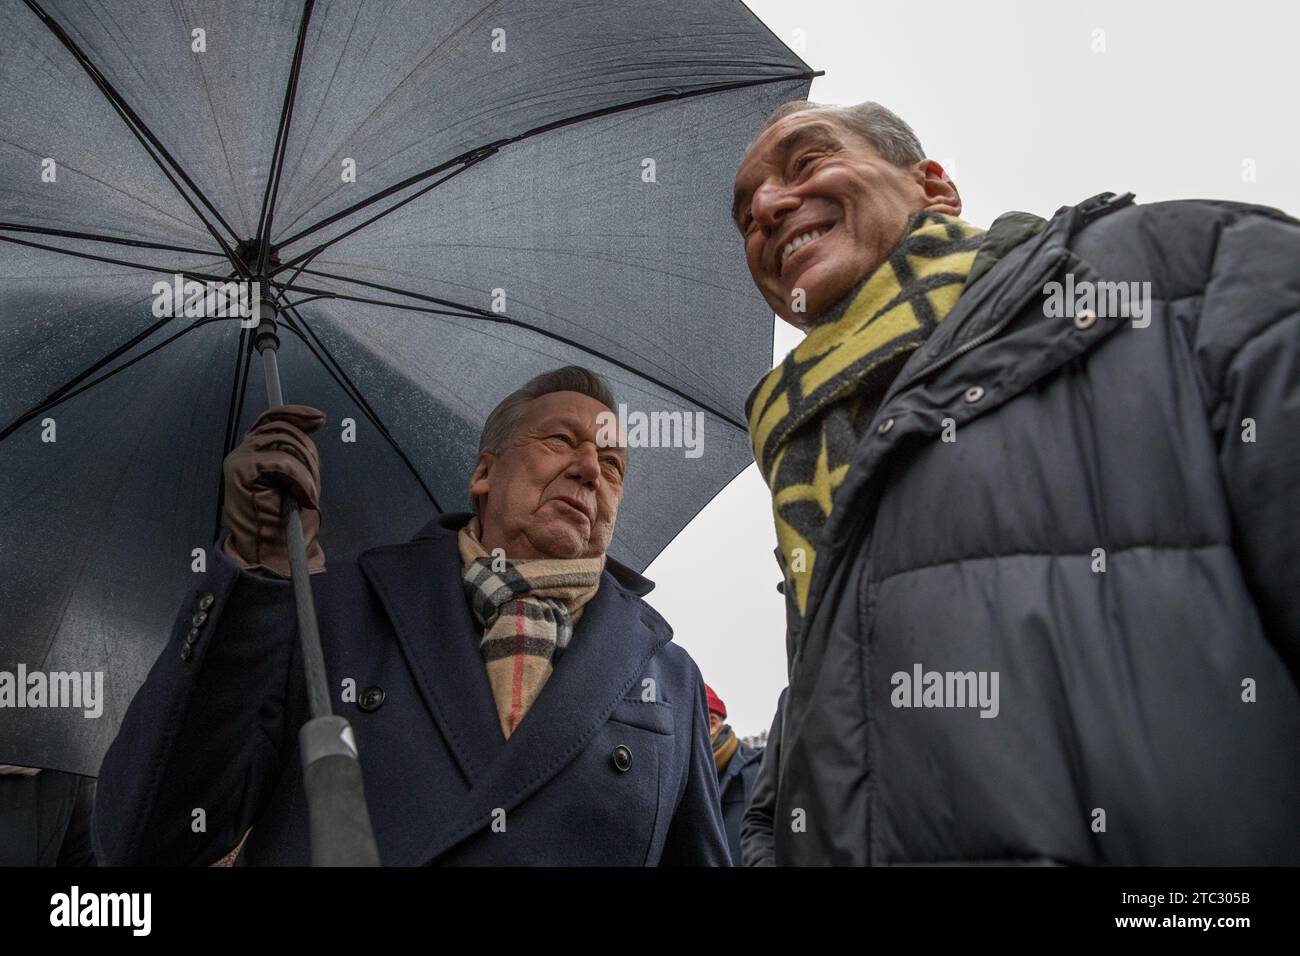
[357,521,505,786]
[419,560,671,863]
[359,512,672,865]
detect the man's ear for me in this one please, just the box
[468,451,494,501]
[915,159,961,217]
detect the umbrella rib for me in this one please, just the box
[0,233,230,282]
[255,0,316,273]
[220,322,253,460]
[21,0,251,278]
[288,266,495,316]
[272,296,444,512]
[279,294,336,308]
[236,245,456,515]
[213,323,257,542]
[272,148,496,272]
[268,279,479,320]
[0,223,218,257]
[0,317,234,444]
[275,69,821,252]
[0,247,238,449]
[232,325,256,454]
[271,272,749,433]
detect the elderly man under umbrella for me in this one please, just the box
[92,365,729,866]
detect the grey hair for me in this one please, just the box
[757,100,926,168]
[473,365,616,512]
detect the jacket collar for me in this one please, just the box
[879,192,1135,411]
[964,209,1048,289]
[358,512,671,864]
[799,191,1135,640]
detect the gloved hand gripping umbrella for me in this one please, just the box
[0,0,814,864]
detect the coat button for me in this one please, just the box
[185,627,200,645]
[964,386,985,404]
[191,611,208,628]
[180,645,193,662]
[1073,307,1097,330]
[612,745,632,772]
[877,417,895,435]
[358,686,385,712]
[198,593,214,610]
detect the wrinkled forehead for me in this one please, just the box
[526,394,629,452]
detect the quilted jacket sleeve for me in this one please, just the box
[1197,207,1300,685]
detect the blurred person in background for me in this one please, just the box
[705,683,763,864]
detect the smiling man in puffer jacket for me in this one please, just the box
[730,99,1300,865]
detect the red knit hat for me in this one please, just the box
[704,684,727,719]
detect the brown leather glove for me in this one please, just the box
[221,404,326,578]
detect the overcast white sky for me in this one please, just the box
[643,0,1300,737]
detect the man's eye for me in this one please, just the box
[794,153,818,174]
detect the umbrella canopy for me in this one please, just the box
[0,0,813,776]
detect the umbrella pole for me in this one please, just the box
[253,294,381,866]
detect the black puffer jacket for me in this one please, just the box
[775,192,1300,865]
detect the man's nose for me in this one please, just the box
[751,179,799,231]
[567,443,601,486]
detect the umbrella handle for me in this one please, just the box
[255,301,381,866]
[301,717,381,867]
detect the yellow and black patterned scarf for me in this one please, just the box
[745,210,985,619]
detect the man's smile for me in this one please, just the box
[773,220,836,279]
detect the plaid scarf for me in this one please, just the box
[746,210,985,620]
[458,518,604,738]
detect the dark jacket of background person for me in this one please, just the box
[776,193,1300,865]
[92,512,729,866]
[740,688,784,866]
[717,737,763,864]
[0,767,96,866]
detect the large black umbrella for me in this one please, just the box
[0,0,812,816]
